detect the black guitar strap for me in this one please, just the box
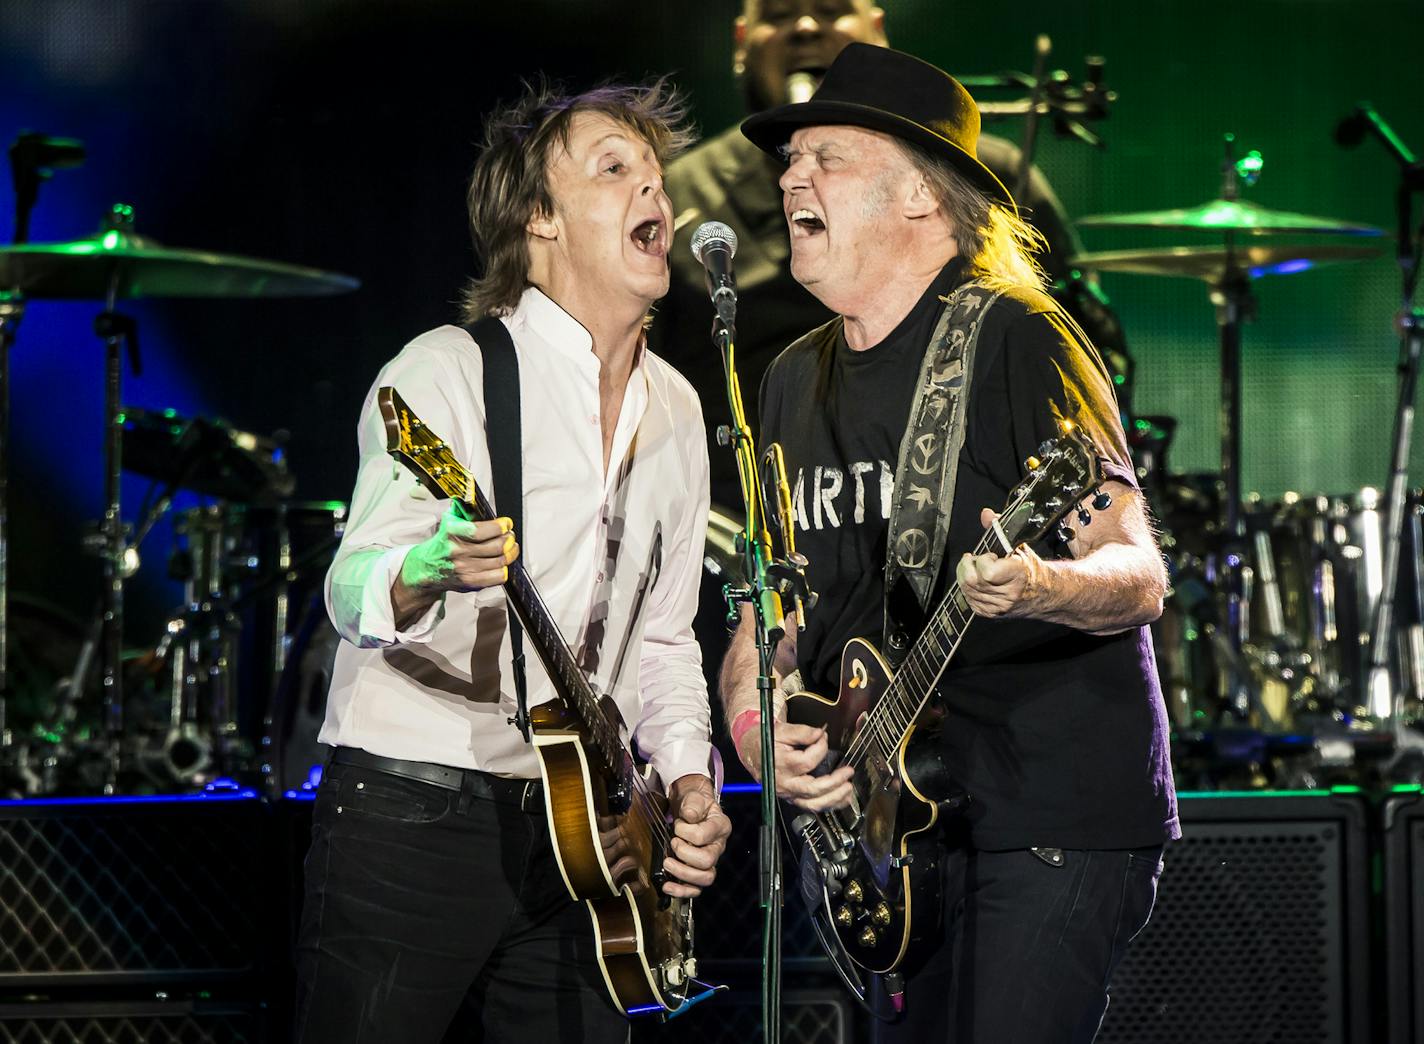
[464,315,531,744]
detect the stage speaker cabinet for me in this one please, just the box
[0,797,274,987]
[1384,787,1423,1044]
[631,988,851,1044]
[1095,791,1371,1044]
[691,787,828,970]
[0,998,260,1043]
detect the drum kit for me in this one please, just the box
[1074,134,1424,786]
[0,140,358,796]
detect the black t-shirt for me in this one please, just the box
[759,257,1179,850]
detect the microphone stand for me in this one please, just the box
[712,311,811,1044]
[1355,107,1424,737]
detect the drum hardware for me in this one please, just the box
[0,132,87,780]
[0,202,357,791]
[1069,244,1385,282]
[1079,135,1387,723]
[1332,104,1424,730]
[959,45,1116,151]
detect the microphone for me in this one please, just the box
[690,221,738,324]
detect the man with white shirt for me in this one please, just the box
[293,80,731,1044]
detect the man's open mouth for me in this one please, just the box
[791,208,826,234]
[631,218,664,254]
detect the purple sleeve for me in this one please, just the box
[1002,306,1138,492]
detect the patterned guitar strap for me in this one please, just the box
[882,279,1006,669]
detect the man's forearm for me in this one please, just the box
[390,541,445,631]
[391,571,441,632]
[718,617,762,726]
[1031,542,1166,635]
[717,611,798,731]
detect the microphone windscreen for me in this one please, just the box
[690,221,738,263]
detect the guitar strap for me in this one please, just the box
[882,279,1005,668]
[465,315,532,744]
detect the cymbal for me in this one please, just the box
[1070,244,1384,282]
[0,230,359,299]
[1076,198,1384,237]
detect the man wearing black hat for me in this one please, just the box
[651,0,1125,511]
[719,44,1178,1043]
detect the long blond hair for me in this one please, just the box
[898,141,1049,292]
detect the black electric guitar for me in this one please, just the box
[786,425,1105,976]
[377,387,697,1016]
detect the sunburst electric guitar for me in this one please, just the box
[786,425,1104,977]
[377,387,697,1016]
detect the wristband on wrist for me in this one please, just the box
[730,709,761,751]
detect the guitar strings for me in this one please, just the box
[838,475,1040,769]
[412,426,680,863]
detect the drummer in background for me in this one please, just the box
[651,0,1133,508]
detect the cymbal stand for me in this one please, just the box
[1012,35,1052,204]
[1353,107,1424,735]
[0,291,19,755]
[93,204,143,790]
[1212,135,1260,718]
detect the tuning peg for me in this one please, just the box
[1025,455,1041,471]
[1092,491,1113,511]
[1077,508,1092,527]
[1036,439,1055,456]
[1055,523,1074,544]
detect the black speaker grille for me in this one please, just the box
[0,1010,255,1044]
[1098,821,1348,1044]
[633,989,848,1044]
[0,806,264,980]
[1385,791,1424,1044]
[692,792,823,964]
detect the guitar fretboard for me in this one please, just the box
[845,436,1097,770]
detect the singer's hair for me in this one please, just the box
[895,140,1048,292]
[461,78,694,321]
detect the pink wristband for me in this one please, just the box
[730,709,761,751]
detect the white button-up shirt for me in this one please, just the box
[321,287,714,786]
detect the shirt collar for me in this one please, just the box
[510,285,654,383]
[511,286,596,365]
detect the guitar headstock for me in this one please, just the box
[997,421,1105,547]
[375,387,475,505]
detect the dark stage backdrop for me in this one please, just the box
[2,0,1422,643]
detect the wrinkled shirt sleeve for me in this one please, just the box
[325,348,483,649]
[633,399,720,791]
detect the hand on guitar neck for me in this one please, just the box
[390,508,521,630]
[956,481,1166,636]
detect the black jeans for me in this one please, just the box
[293,758,628,1044]
[873,835,1165,1044]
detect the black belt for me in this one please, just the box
[329,747,544,813]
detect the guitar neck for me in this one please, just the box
[851,586,976,769]
[378,386,628,774]
[451,482,623,773]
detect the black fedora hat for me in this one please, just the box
[741,43,1015,212]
